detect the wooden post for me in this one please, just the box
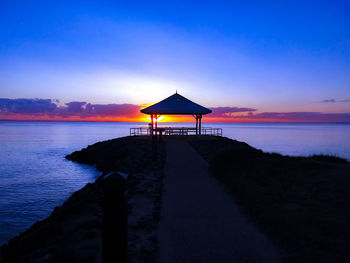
[155,115,158,135]
[102,173,127,263]
[151,114,154,136]
[199,115,202,135]
[192,114,198,135]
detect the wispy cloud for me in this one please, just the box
[321,99,350,103]
[209,107,256,117]
[321,99,337,103]
[230,112,350,123]
[60,101,140,118]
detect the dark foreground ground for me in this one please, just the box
[190,137,350,263]
[1,136,349,263]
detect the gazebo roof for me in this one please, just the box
[140,93,212,115]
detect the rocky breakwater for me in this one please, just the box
[1,136,165,263]
[66,136,166,263]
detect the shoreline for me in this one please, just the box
[1,136,166,263]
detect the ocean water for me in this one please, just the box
[0,121,349,245]
[0,121,138,245]
[213,123,350,159]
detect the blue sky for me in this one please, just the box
[0,0,349,117]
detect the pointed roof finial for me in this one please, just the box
[176,90,177,94]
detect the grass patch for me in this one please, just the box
[190,137,350,263]
[308,154,348,164]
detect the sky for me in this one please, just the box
[0,0,349,122]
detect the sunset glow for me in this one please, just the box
[0,1,349,123]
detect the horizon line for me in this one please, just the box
[1,119,349,124]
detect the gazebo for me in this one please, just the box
[139,92,214,136]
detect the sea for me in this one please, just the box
[0,121,349,245]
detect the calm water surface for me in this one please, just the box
[0,121,349,245]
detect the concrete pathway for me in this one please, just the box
[157,139,281,263]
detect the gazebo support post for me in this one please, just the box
[199,114,202,135]
[155,115,158,135]
[192,114,199,135]
[150,114,154,136]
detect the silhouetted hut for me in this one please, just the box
[141,92,212,135]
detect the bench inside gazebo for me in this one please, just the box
[130,92,222,136]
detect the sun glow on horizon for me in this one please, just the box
[146,115,172,123]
